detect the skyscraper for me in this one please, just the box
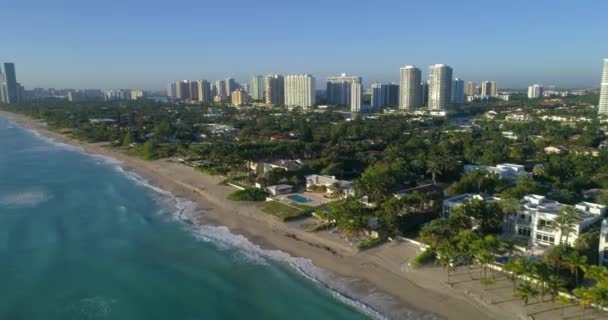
[231,88,250,106]
[0,66,6,104]
[225,78,237,97]
[176,80,190,100]
[399,66,422,109]
[381,83,399,107]
[451,78,465,104]
[284,74,315,109]
[326,73,362,108]
[215,80,227,99]
[371,83,384,109]
[527,84,543,99]
[428,64,452,111]
[465,81,476,97]
[420,81,429,106]
[480,81,497,97]
[250,75,264,101]
[351,82,362,113]
[3,63,18,103]
[197,80,212,103]
[599,59,608,115]
[265,74,285,106]
[189,81,199,101]
[166,82,177,98]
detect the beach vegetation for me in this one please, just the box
[227,188,268,201]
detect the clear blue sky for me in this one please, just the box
[2,0,607,90]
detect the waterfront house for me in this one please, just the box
[464,163,531,181]
[305,174,354,198]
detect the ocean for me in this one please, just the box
[0,116,383,320]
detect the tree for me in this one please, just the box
[426,159,442,185]
[514,281,539,306]
[556,295,571,317]
[436,242,458,284]
[141,139,157,160]
[590,285,608,312]
[550,205,581,245]
[532,261,552,301]
[563,250,587,288]
[122,131,135,146]
[573,287,592,317]
[546,275,565,302]
[472,235,500,281]
[355,162,397,205]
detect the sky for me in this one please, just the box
[1,0,608,90]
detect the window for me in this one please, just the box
[535,233,555,244]
[517,227,531,237]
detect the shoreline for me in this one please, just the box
[1,110,517,320]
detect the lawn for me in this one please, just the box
[258,201,312,221]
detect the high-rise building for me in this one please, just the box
[480,81,497,97]
[399,66,422,109]
[420,81,429,106]
[189,81,199,101]
[451,78,465,104]
[225,78,237,97]
[129,90,144,100]
[231,88,250,106]
[599,59,608,115]
[240,83,249,93]
[215,80,227,99]
[428,64,452,111]
[3,63,19,103]
[196,80,212,103]
[0,66,6,104]
[326,73,362,108]
[250,75,264,101]
[351,82,362,113]
[166,82,177,98]
[176,80,190,100]
[528,84,543,99]
[465,81,476,97]
[284,74,315,109]
[371,83,384,109]
[265,74,285,106]
[380,83,399,107]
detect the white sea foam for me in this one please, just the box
[0,189,52,208]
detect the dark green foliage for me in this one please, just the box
[227,188,268,201]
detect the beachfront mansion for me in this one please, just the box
[443,193,606,247]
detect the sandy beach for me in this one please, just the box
[1,110,520,320]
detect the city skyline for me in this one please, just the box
[1,0,607,90]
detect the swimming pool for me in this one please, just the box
[287,194,312,203]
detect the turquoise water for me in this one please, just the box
[287,195,312,203]
[0,116,379,320]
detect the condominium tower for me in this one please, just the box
[351,83,362,113]
[528,84,543,99]
[250,75,264,101]
[284,74,315,109]
[326,73,362,108]
[428,64,453,111]
[3,63,18,103]
[399,66,421,109]
[371,83,383,109]
[265,74,285,106]
[197,80,212,103]
[480,81,497,97]
[451,78,465,104]
[0,66,6,104]
[465,81,476,97]
[599,58,608,115]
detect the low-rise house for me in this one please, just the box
[305,174,355,198]
[464,163,531,180]
[501,131,518,140]
[266,184,293,196]
[89,118,116,124]
[544,145,568,155]
[248,159,303,175]
[505,195,606,247]
[570,146,600,157]
[442,193,487,217]
[506,113,530,122]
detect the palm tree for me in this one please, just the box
[546,275,565,302]
[437,242,458,284]
[563,251,587,288]
[550,205,581,245]
[556,295,571,317]
[532,261,552,302]
[426,159,442,185]
[590,285,608,312]
[514,281,539,306]
[574,287,592,318]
